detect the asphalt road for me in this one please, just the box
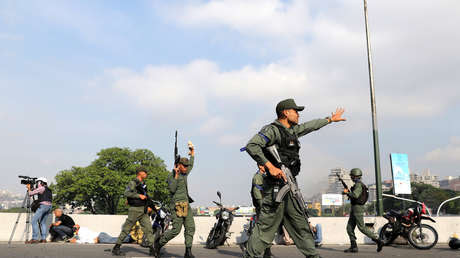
[1,243,459,258]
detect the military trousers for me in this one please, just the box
[245,185,318,258]
[159,203,195,248]
[116,206,155,246]
[346,207,378,243]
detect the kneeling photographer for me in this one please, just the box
[26,177,52,244]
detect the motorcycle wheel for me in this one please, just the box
[379,223,397,246]
[407,224,438,250]
[218,229,228,246]
[205,228,219,249]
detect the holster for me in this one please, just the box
[175,201,189,217]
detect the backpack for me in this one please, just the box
[355,183,369,205]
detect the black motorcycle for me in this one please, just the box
[380,203,438,250]
[205,191,239,249]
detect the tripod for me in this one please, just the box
[8,191,35,247]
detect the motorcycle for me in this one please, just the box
[380,202,438,250]
[151,201,171,241]
[205,191,239,249]
[141,200,171,247]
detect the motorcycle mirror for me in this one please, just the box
[217,191,222,199]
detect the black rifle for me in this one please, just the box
[266,145,315,239]
[336,172,349,193]
[174,130,181,165]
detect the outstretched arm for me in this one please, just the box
[295,108,346,137]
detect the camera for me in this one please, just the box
[19,175,37,185]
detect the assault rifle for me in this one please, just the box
[174,130,181,165]
[336,172,349,193]
[266,145,315,239]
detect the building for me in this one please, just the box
[410,169,440,188]
[439,176,460,191]
[368,183,392,202]
[327,168,353,194]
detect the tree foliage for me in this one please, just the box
[52,147,170,214]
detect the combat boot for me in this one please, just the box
[263,247,273,258]
[373,238,384,252]
[111,244,124,256]
[149,245,155,256]
[344,241,358,253]
[184,247,195,258]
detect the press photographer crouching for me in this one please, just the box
[26,177,52,244]
[49,208,76,242]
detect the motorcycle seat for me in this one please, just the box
[389,210,403,218]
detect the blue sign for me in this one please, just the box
[390,153,412,195]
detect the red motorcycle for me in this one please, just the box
[380,203,438,250]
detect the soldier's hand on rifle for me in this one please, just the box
[343,189,349,194]
[26,184,31,191]
[265,162,287,182]
[330,108,346,122]
[139,194,147,200]
[188,141,195,156]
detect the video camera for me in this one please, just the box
[19,175,37,185]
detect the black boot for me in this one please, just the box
[149,246,155,256]
[263,247,273,258]
[344,241,358,253]
[184,247,195,258]
[153,238,162,258]
[374,238,384,252]
[112,244,124,256]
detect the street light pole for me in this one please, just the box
[363,0,384,216]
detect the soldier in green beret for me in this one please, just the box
[243,98,346,258]
[154,143,196,258]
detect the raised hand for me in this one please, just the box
[331,108,346,122]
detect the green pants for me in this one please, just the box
[159,203,195,248]
[116,206,155,245]
[245,186,318,258]
[346,206,378,242]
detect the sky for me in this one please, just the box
[1,0,459,206]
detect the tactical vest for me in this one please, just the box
[37,186,53,203]
[127,180,148,207]
[263,122,301,176]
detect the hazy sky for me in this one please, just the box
[1,0,459,206]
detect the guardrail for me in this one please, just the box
[436,195,460,217]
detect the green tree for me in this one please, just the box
[53,147,170,214]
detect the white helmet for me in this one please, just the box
[37,177,48,184]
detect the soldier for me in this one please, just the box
[343,168,384,253]
[112,167,155,256]
[154,143,196,258]
[243,98,346,258]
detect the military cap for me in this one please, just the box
[276,98,305,114]
[179,157,190,166]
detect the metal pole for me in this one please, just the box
[363,0,383,216]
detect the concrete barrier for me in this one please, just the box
[1,213,458,245]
